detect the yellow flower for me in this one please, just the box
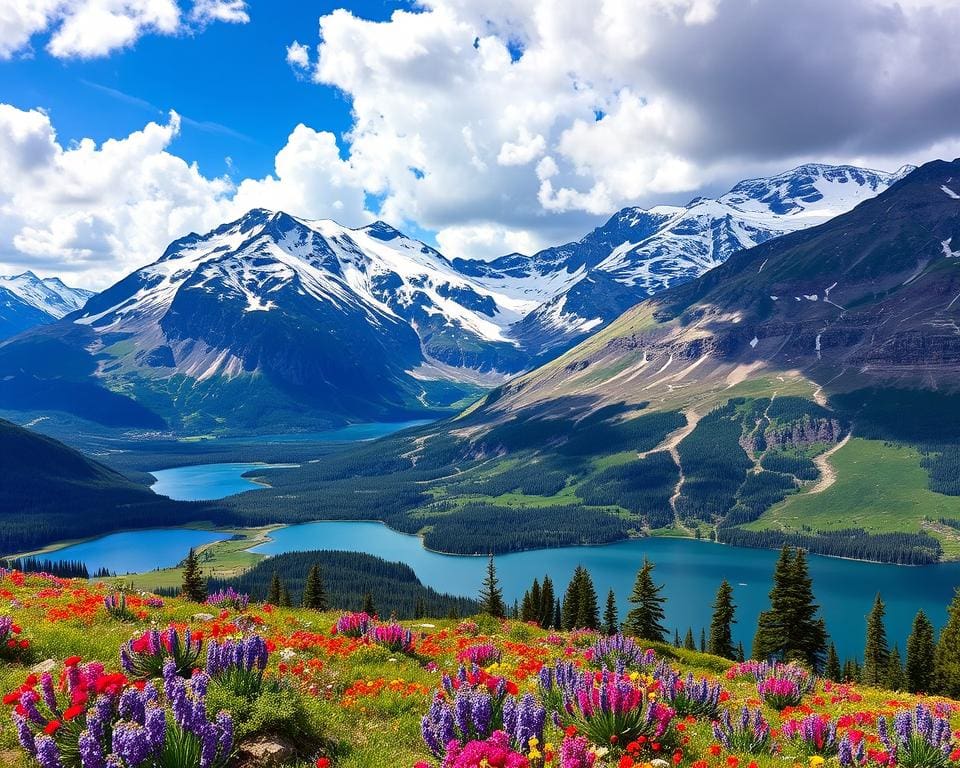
[810,757,825,768]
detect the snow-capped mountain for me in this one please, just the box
[465,163,914,355]
[0,272,92,340]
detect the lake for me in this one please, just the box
[39,528,229,575]
[150,463,298,501]
[220,420,433,444]
[46,516,960,661]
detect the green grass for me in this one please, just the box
[747,438,960,556]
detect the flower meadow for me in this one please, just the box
[0,571,958,768]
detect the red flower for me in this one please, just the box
[63,704,84,721]
[64,656,82,667]
[709,744,723,757]
[44,720,61,735]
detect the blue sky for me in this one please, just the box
[2,1,404,183]
[1,0,959,289]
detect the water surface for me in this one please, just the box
[150,463,296,501]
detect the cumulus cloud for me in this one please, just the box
[0,0,248,60]
[288,0,960,259]
[0,104,369,288]
[285,40,311,72]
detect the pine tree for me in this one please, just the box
[530,579,542,620]
[181,548,206,603]
[862,593,890,686]
[736,642,745,662]
[906,610,936,693]
[683,627,695,650]
[752,547,794,660]
[575,567,600,630]
[539,576,555,628]
[708,580,736,659]
[553,598,562,630]
[414,596,426,619]
[279,580,292,607]
[674,629,681,648]
[842,659,858,683]
[479,555,505,618]
[700,628,706,653]
[266,571,282,605]
[520,589,534,622]
[936,587,960,697]
[825,643,842,682]
[624,558,667,641]
[302,564,328,611]
[886,645,906,691]
[362,592,376,616]
[603,589,619,635]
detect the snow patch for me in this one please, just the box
[942,185,960,200]
[749,336,759,349]
[942,238,960,259]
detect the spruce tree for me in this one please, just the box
[708,580,736,659]
[279,580,292,607]
[553,598,562,630]
[530,579,542,620]
[842,659,857,682]
[603,589,619,635]
[936,587,960,697]
[624,558,667,641]
[674,629,681,648]
[862,593,890,686]
[479,555,505,618]
[752,547,794,660]
[539,576,555,628]
[700,628,706,653]
[575,567,600,630]
[181,548,206,603]
[683,627,695,650]
[561,570,579,629]
[825,643,842,681]
[302,564,328,611]
[520,589,534,622]
[906,609,936,693]
[266,571,282,605]
[362,591,376,616]
[886,645,906,691]
[736,642,745,662]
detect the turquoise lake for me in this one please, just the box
[150,463,297,501]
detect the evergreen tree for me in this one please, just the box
[825,643,842,681]
[936,587,960,697]
[674,629,681,648]
[539,576,555,628]
[862,593,890,686]
[683,627,695,650]
[520,589,534,622]
[624,558,667,641]
[708,580,737,659]
[886,645,906,691]
[479,555,506,618]
[553,598,562,630]
[575,567,600,630]
[511,599,519,619]
[279,580,292,607]
[752,547,828,669]
[603,589,619,635]
[736,642,745,662]
[266,571,282,605]
[414,596,426,619]
[530,579,542,620]
[362,591,376,616]
[700,628,706,653]
[181,548,206,603]
[842,659,856,682]
[302,564,328,611]
[906,610,936,693]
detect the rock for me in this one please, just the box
[236,736,297,768]
[650,760,671,768]
[30,659,56,675]
[191,612,215,622]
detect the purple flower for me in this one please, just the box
[34,735,63,768]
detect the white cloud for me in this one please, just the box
[285,40,311,71]
[0,0,248,60]
[0,104,370,289]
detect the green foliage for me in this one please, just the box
[206,682,324,747]
[862,594,889,686]
[576,451,679,528]
[561,566,600,630]
[302,564,329,611]
[624,558,667,642]
[935,588,960,697]
[603,589,619,635]
[479,555,506,618]
[760,450,818,481]
[906,610,936,693]
[708,580,736,660]
[181,548,206,602]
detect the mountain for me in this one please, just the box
[462,164,912,356]
[0,210,531,431]
[255,158,960,564]
[0,272,92,340]
[0,418,221,553]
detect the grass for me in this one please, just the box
[0,570,958,768]
[747,437,960,556]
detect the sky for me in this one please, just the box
[2,0,960,289]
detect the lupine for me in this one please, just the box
[334,612,373,638]
[657,669,724,719]
[839,730,867,767]
[585,634,656,671]
[712,707,772,754]
[539,663,674,751]
[7,659,165,768]
[728,659,815,692]
[206,634,269,698]
[781,713,839,756]
[457,643,502,667]
[0,615,29,659]
[876,704,954,768]
[559,733,597,768]
[121,627,203,680]
[163,660,233,768]
[103,593,136,622]
[205,587,249,612]
[757,676,803,709]
[370,622,416,654]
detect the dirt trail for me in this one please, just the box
[806,433,851,494]
[634,409,701,529]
